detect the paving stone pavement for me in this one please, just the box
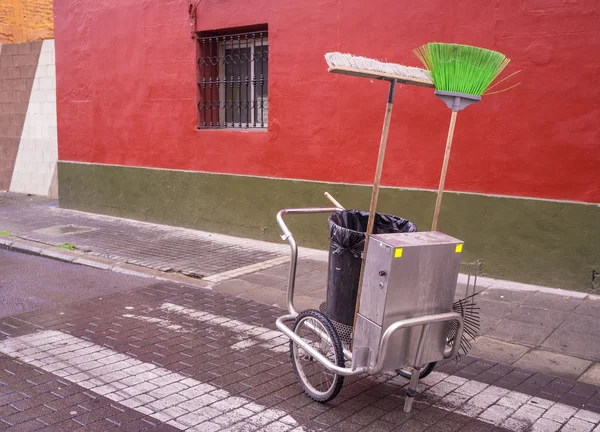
[0,193,289,279]
[3,192,600,430]
[214,258,600,385]
[0,282,599,431]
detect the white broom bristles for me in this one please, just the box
[325,52,432,83]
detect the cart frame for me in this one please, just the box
[275,207,466,411]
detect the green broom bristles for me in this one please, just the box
[414,43,510,96]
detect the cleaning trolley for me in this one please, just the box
[275,44,515,411]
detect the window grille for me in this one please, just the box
[197,31,268,129]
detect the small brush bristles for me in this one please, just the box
[414,43,510,96]
[325,52,432,82]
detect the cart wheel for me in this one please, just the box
[290,309,345,403]
[396,362,437,380]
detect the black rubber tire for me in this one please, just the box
[289,309,345,403]
[396,362,437,380]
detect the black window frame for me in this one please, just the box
[196,28,268,130]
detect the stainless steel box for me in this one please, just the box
[353,231,463,371]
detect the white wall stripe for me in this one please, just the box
[10,39,58,197]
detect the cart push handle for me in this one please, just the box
[276,207,339,315]
[276,207,339,241]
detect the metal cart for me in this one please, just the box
[275,207,468,412]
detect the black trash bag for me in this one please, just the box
[326,210,417,327]
[328,210,417,258]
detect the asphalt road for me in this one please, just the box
[0,249,157,318]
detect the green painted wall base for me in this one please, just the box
[58,162,599,292]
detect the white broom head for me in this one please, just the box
[325,52,433,87]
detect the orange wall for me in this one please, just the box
[0,0,54,44]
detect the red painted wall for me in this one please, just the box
[54,0,600,203]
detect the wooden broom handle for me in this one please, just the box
[431,110,458,231]
[352,80,397,336]
[324,192,345,210]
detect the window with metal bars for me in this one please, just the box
[197,30,268,129]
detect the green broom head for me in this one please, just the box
[414,43,510,96]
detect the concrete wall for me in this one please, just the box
[58,163,600,292]
[0,40,58,197]
[54,0,600,204]
[53,0,600,290]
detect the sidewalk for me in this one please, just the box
[2,192,600,431]
[0,264,599,432]
[0,193,293,281]
[1,192,599,386]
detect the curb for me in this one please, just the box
[2,234,596,301]
[0,236,212,290]
[40,248,78,263]
[10,241,42,256]
[457,268,598,300]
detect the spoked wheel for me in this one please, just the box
[290,309,345,402]
[396,362,437,380]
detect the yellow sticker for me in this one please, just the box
[394,248,403,258]
[455,244,463,253]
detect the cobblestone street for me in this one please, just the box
[0,252,599,431]
[2,195,600,431]
[1,0,597,427]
